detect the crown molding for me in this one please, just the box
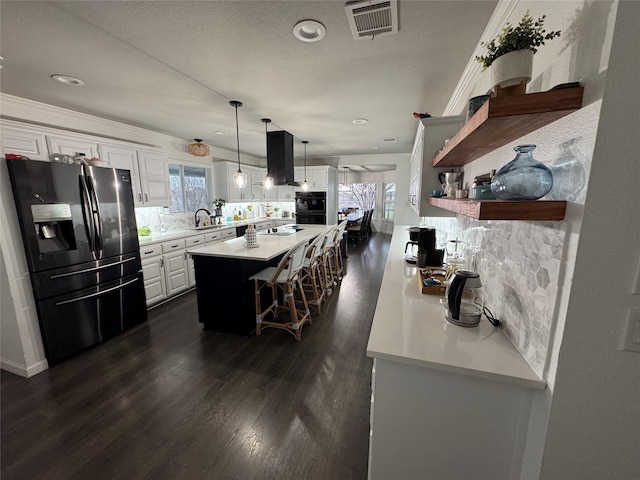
[444,0,521,116]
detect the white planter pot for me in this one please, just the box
[489,49,534,89]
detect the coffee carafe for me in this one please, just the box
[444,270,484,327]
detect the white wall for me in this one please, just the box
[538,1,640,477]
[437,0,640,477]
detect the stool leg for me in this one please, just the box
[254,279,262,336]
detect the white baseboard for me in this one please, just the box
[1,357,49,378]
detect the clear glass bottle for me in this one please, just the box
[490,144,553,200]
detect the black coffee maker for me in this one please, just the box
[416,229,444,268]
[405,227,425,263]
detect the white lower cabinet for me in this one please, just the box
[161,240,188,297]
[140,244,166,307]
[368,357,536,480]
[185,235,205,288]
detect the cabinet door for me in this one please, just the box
[163,251,188,296]
[46,134,100,159]
[248,167,264,201]
[100,144,143,204]
[311,167,328,189]
[137,149,171,206]
[1,124,49,161]
[408,122,424,214]
[141,256,166,306]
[226,163,249,202]
[277,185,294,201]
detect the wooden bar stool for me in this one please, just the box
[321,225,338,295]
[249,240,311,341]
[333,220,348,281]
[301,232,327,315]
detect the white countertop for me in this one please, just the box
[187,224,331,261]
[137,218,290,246]
[367,225,545,389]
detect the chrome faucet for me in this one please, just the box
[194,208,211,227]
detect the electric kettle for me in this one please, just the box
[444,270,484,327]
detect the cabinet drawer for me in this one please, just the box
[220,228,236,239]
[185,235,206,247]
[161,240,186,253]
[140,245,163,258]
[204,231,222,243]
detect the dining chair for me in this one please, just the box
[249,240,311,341]
[346,210,369,243]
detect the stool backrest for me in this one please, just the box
[287,240,309,280]
[336,219,348,241]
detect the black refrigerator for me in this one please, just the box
[6,159,147,365]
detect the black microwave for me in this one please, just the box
[295,191,326,214]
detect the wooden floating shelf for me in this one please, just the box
[428,197,567,221]
[432,86,584,168]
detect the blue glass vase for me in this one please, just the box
[490,145,553,200]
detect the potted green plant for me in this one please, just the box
[476,11,561,95]
[213,198,226,217]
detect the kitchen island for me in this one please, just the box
[366,225,545,480]
[187,224,330,336]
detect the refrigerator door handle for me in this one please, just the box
[79,175,97,256]
[86,175,103,258]
[55,277,140,306]
[49,256,138,279]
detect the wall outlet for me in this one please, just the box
[620,309,640,353]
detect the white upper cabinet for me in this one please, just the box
[136,149,170,206]
[410,116,464,217]
[46,133,100,159]
[214,162,266,203]
[1,122,49,161]
[100,143,170,207]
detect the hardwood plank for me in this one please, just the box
[1,233,390,480]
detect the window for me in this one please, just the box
[339,182,376,213]
[383,182,396,220]
[169,163,210,213]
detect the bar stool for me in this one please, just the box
[333,220,348,281]
[300,232,327,315]
[321,225,338,295]
[249,240,311,341]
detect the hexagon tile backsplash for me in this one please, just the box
[421,216,566,377]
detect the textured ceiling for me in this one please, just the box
[0,1,496,161]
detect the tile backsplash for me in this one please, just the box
[420,216,566,377]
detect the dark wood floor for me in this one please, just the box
[1,233,390,480]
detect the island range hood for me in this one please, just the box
[267,130,298,186]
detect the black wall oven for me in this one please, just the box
[295,191,326,225]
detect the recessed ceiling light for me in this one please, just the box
[371,146,380,149]
[293,20,326,43]
[215,131,227,136]
[51,74,84,86]
[352,118,368,125]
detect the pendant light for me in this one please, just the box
[301,140,309,191]
[230,100,247,189]
[340,166,349,191]
[262,118,274,189]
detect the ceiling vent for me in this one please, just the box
[345,0,398,41]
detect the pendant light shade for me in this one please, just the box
[301,140,309,191]
[230,100,247,189]
[262,118,274,189]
